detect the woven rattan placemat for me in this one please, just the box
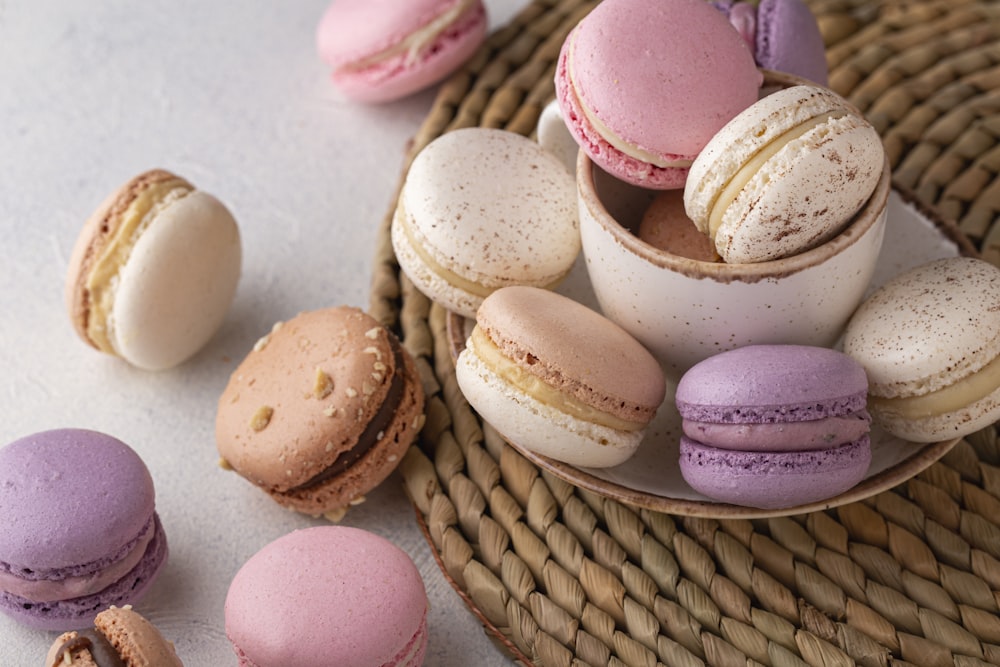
[369,1,1000,664]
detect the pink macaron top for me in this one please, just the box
[317,0,482,70]
[225,526,428,667]
[0,429,155,574]
[566,0,761,160]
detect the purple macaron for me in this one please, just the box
[0,428,168,630]
[675,345,872,509]
[713,0,828,86]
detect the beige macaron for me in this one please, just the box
[65,169,241,370]
[215,307,425,519]
[45,605,183,667]
[684,84,885,263]
[843,256,1000,443]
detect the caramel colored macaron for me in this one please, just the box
[45,605,183,667]
[215,307,425,519]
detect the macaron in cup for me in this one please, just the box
[225,526,428,667]
[0,429,168,631]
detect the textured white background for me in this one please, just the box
[0,0,528,663]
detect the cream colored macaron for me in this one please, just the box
[684,84,885,263]
[455,285,666,468]
[391,127,580,319]
[66,169,241,371]
[843,257,1000,443]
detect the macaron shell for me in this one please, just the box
[225,527,428,667]
[392,128,579,318]
[679,435,871,509]
[756,0,828,86]
[94,605,184,667]
[110,190,240,370]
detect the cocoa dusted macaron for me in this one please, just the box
[215,307,425,520]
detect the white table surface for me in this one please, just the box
[0,1,530,663]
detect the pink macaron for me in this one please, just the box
[225,526,428,667]
[316,0,488,103]
[555,0,762,189]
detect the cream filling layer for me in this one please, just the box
[469,327,643,432]
[566,35,693,169]
[395,204,561,298]
[872,353,1000,420]
[0,521,155,602]
[707,111,844,237]
[85,177,193,354]
[340,0,478,71]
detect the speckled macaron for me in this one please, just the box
[215,307,425,519]
[843,256,1000,443]
[391,127,580,319]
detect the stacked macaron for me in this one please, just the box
[0,429,168,631]
[675,345,872,509]
[844,257,1000,443]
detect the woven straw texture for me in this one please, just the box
[369,1,1000,665]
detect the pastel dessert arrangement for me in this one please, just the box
[215,306,426,521]
[456,286,666,468]
[844,257,1000,443]
[225,526,429,667]
[45,605,183,667]
[316,0,488,103]
[65,169,241,371]
[0,429,168,631]
[676,345,872,509]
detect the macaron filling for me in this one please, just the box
[47,631,126,667]
[84,174,194,354]
[870,351,1000,420]
[467,327,645,432]
[337,0,481,71]
[285,338,406,494]
[565,32,694,170]
[0,518,156,602]
[682,409,871,451]
[706,110,845,238]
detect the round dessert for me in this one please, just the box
[684,84,885,263]
[316,0,487,103]
[555,0,762,189]
[46,605,183,667]
[225,526,428,667]
[637,190,721,262]
[455,286,666,468]
[843,256,1000,443]
[713,0,828,85]
[675,345,872,509]
[0,429,168,631]
[215,307,425,520]
[65,168,241,371]
[391,127,580,319]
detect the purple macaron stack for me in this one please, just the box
[0,428,168,631]
[713,0,829,86]
[675,345,872,509]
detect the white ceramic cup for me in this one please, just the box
[577,145,891,379]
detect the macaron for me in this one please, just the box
[225,526,428,667]
[684,84,886,263]
[391,127,580,319]
[713,0,829,85]
[66,168,241,371]
[316,0,487,103]
[637,190,721,262]
[843,256,1000,443]
[675,345,872,509]
[45,605,183,667]
[215,306,425,520]
[0,429,168,631]
[555,0,761,189]
[455,285,666,468]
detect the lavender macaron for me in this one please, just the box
[675,345,872,509]
[0,429,168,630]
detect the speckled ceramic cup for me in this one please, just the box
[578,147,891,379]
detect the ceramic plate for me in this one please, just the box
[447,189,971,518]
